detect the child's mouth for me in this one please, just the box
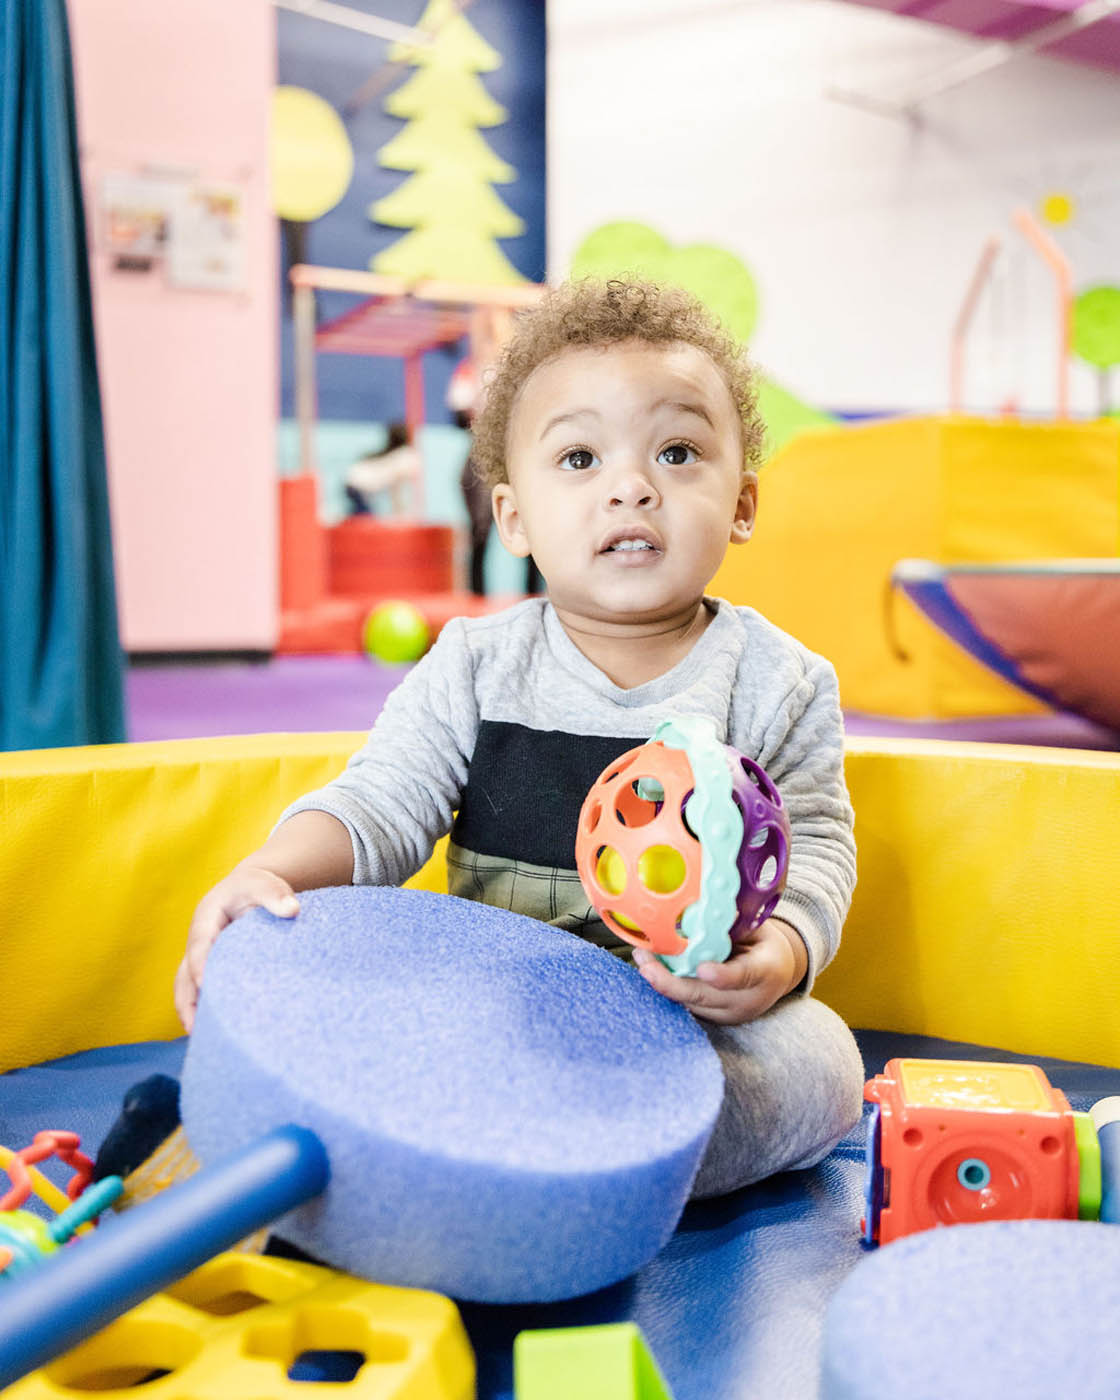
[601,539,662,566]
[599,529,663,560]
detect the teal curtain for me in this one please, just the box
[0,0,125,750]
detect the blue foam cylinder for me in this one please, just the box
[821,1220,1120,1400]
[181,887,724,1303]
[0,1125,329,1389]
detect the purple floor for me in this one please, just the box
[126,656,400,741]
[125,656,1120,750]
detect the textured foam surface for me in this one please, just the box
[180,886,724,1303]
[821,1219,1120,1400]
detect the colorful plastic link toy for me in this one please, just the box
[0,1132,122,1281]
[576,715,791,976]
[862,1059,1120,1246]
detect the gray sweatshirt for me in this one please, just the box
[281,596,856,989]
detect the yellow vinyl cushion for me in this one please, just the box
[711,416,1120,718]
[1,734,1117,1072]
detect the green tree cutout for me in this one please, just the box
[571,222,834,456]
[370,0,525,285]
[1072,286,1120,418]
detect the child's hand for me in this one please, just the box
[174,866,300,1033]
[632,918,808,1026]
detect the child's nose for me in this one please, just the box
[606,463,661,509]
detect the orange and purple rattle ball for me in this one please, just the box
[575,715,791,976]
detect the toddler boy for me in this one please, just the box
[176,279,864,1196]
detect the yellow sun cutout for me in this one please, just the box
[270,86,354,223]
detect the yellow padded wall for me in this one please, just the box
[0,735,448,1073]
[818,738,1120,1068]
[711,416,1120,719]
[1,735,1118,1072]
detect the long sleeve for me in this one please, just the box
[733,646,856,991]
[277,618,479,886]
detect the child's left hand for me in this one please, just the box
[632,918,808,1026]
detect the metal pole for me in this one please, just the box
[293,280,319,479]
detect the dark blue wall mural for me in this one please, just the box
[277,0,546,425]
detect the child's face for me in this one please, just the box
[492,340,756,631]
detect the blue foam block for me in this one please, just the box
[180,886,724,1303]
[821,1220,1120,1400]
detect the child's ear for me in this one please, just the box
[492,481,531,558]
[729,472,758,545]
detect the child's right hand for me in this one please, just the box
[174,866,300,1032]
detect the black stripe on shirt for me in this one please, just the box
[450,720,647,869]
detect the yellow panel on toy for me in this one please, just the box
[710,415,1120,719]
[7,1252,474,1400]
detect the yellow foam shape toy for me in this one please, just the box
[7,1252,474,1400]
[711,415,1120,719]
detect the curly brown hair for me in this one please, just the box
[471,278,764,488]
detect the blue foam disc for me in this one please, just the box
[821,1220,1120,1400]
[180,886,724,1303]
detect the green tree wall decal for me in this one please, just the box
[370,0,525,285]
[1072,285,1120,417]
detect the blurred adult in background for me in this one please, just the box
[450,355,541,596]
[345,422,421,516]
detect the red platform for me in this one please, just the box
[279,590,520,654]
[327,517,456,597]
[277,473,523,654]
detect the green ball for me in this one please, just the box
[363,601,430,664]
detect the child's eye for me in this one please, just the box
[657,442,697,466]
[559,448,598,471]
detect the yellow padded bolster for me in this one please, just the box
[0,735,446,1073]
[820,738,1120,1069]
[0,734,1117,1073]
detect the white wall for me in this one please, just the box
[547,0,1120,416]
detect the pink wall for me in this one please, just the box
[68,0,278,651]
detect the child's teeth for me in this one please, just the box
[613,540,652,551]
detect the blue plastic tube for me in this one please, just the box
[1098,1118,1120,1225]
[0,1125,330,1388]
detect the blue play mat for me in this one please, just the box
[4,1031,1118,1399]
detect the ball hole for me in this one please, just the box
[615,779,660,829]
[609,913,648,941]
[595,846,626,896]
[756,856,779,890]
[748,825,770,849]
[637,845,687,895]
[902,1128,923,1148]
[582,800,602,833]
[1039,1135,1061,1156]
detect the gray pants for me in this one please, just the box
[691,996,865,1198]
